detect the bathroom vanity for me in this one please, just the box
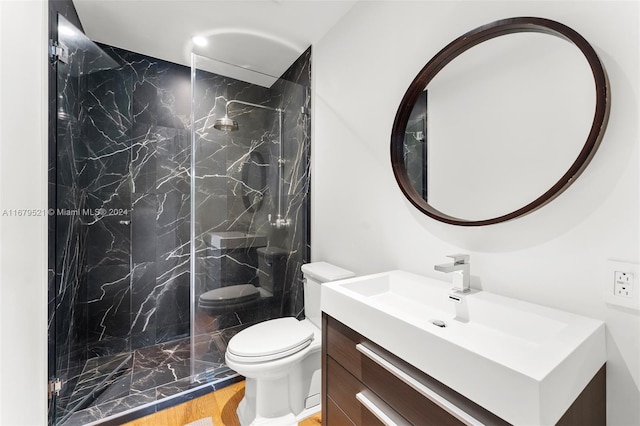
[320,271,606,425]
[322,314,605,426]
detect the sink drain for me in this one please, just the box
[431,319,446,328]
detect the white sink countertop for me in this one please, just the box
[321,270,605,425]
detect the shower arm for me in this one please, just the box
[225,100,282,115]
[225,100,288,228]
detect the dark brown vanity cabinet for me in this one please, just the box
[321,314,606,426]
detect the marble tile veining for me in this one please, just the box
[58,337,235,426]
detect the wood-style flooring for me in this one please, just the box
[123,381,322,426]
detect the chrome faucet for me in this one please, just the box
[434,254,470,293]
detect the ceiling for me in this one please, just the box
[72,0,357,82]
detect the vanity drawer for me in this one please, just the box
[358,345,465,426]
[326,315,364,377]
[325,315,509,426]
[326,395,356,426]
[326,356,366,423]
[327,356,405,426]
[324,314,605,426]
[327,316,466,425]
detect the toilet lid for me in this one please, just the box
[199,284,260,306]
[227,317,314,359]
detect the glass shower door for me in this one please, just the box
[50,14,128,424]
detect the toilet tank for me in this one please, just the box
[301,262,354,328]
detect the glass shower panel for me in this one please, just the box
[52,14,127,424]
[190,53,311,382]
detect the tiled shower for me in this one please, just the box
[48,12,310,425]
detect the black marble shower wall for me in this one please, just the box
[271,48,312,318]
[191,50,311,369]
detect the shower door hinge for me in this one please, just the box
[49,40,68,64]
[48,378,64,399]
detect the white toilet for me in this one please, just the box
[225,261,354,426]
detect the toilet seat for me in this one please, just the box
[227,317,314,363]
[198,284,261,315]
[200,284,260,306]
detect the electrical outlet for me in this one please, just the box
[605,260,640,310]
[614,271,633,298]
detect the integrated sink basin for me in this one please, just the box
[322,270,605,425]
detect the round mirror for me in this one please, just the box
[391,17,610,226]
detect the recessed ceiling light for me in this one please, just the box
[192,36,208,47]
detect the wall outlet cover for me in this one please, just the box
[604,260,640,310]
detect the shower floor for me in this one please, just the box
[56,325,249,425]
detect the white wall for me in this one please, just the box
[313,1,639,425]
[0,0,49,425]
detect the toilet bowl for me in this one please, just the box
[225,261,355,426]
[198,247,289,316]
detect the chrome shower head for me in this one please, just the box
[213,115,239,132]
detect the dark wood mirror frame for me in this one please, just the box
[390,17,610,226]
